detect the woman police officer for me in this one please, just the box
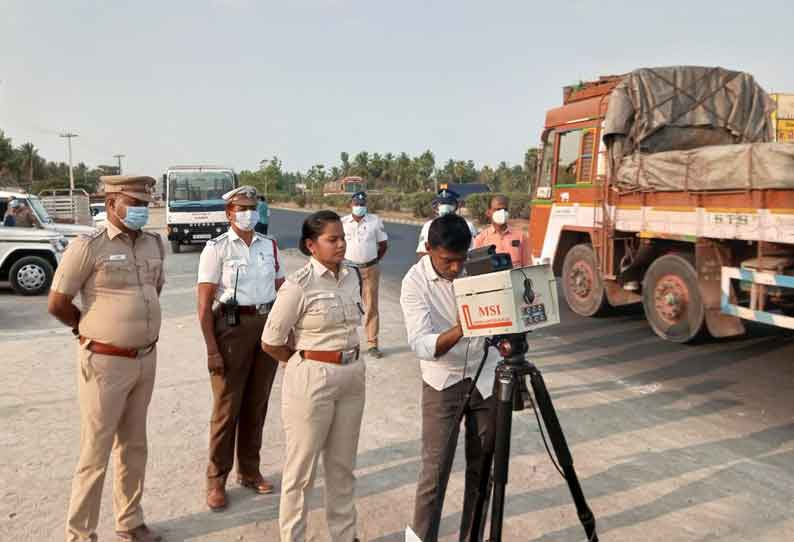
[261,210,366,542]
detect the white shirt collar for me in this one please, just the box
[228,226,262,245]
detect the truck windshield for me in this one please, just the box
[168,171,234,210]
[28,197,54,224]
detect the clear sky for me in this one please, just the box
[2,0,793,176]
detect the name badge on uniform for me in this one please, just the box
[108,254,127,261]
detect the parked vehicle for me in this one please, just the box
[529,66,794,343]
[163,165,237,253]
[90,202,107,229]
[38,188,93,226]
[0,190,96,241]
[0,226,67,295]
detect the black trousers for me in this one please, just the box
[413,379,495,542]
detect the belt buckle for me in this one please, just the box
[257,303,272,316]
[341,348,358,365]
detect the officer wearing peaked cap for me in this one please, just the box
[197,184,284,510]
[48,175,165,542]
[416,188,477,258]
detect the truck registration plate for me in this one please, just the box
[193,234,212,240]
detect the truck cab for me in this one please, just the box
[164,166,238,253]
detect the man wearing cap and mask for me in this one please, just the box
[473,194,530,267]
[47,175,165,542]
[415,188,477,259]
[197,185,284,511]
[342,191,388,358]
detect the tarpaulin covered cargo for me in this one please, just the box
[614,143,794,192]
[604,66,776,152]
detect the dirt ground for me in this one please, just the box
[2,210,793,541]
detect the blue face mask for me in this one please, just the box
[352,205,367,217]
[121,206,149,230]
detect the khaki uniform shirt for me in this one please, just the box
[52,221,165,349]
[262,258,362,352]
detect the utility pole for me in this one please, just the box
[60,132,78,190]
[259,158,268,197]
[113,154,125,175]
[60,132,78,222]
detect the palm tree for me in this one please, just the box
[17,142,39,189]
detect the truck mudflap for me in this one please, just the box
[721,267,794,330]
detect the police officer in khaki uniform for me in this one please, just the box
[197,186,284,511]
[48,176,164,542]
[261,210,365,542]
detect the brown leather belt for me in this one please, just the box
[224,302,274,316]
[301,347,360,365]
[79,336,157,359]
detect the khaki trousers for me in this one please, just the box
[66,345,157,542]
[359,264,380,348]
[279,356,366,542]
[207,312,279,488]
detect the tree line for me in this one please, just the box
[0,130,114,194]
[240,148,540,196]
[1,127,539,197]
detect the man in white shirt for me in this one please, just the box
[416,188,477,259]
[342,191,388,358]
[196,186,285,511]
[400,214,499,542]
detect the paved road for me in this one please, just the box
[268,207,422,282]
[3,209,794,540]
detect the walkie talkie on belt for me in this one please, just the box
[225,268,241,327]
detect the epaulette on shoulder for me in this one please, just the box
[288,262,313,287]
[79,227,106,242]
[254,232,274,241]
[143,230,162,241]
[206,232,229,246]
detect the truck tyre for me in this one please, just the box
[561,243,610,317]
[170,240,181,254]
[642,253,706,343]
[9,256,54,296]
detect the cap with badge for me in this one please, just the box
[433,188,460,206]
[222,185,258,206]
[101,175,157,203]
[351,191,367,204]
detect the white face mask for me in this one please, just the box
[437,204,456,216]
[352,206,367,217]
[492,209,509,225]
[234,210,259,231]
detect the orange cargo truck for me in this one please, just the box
[529,66,794,343]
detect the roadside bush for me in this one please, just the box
[406,193,435,218]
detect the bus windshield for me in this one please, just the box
[168,171,235,209]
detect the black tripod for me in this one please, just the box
[470,333,598,542]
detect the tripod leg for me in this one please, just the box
[467,453,492,542]
[488,369,516,542]
[528,368,598,542]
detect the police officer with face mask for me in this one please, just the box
[48,175,165,542]
[415,189,478,259]
[197,186,285,511]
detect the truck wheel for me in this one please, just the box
[642,253,706,343]
[170,241,181,254]
[561,243,610,317]
[9,256,54,296]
